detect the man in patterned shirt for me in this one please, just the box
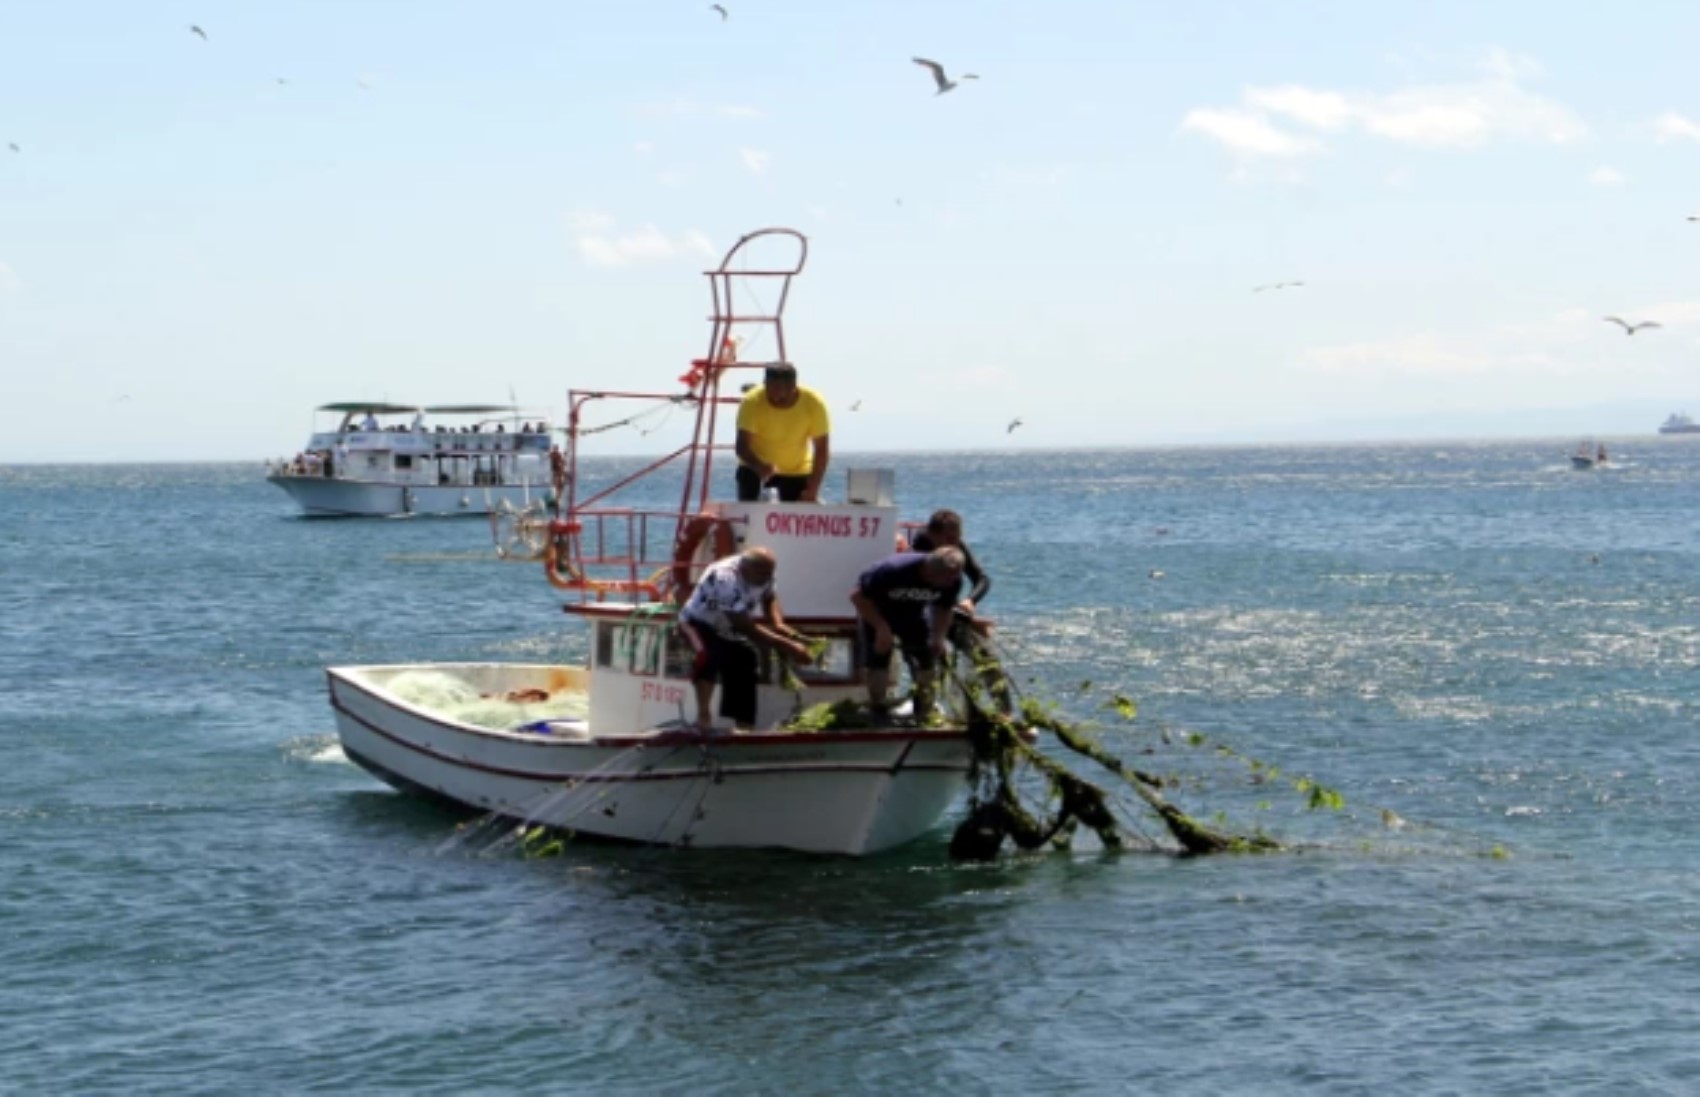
[679,546,813,731]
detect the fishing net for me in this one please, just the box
[936,639,1508,863]
[385,669,589,731]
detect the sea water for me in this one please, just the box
[2,440,1698,1094]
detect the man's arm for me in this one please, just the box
[803,435,830,502]
[930,597,954,656]
[960,543,991,610]
[728,609,810,661]
[763,590,790,634]
[850,588,892,651]
[736,429,773,481]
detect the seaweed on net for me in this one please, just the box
[946,644,1284,861]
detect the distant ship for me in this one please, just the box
[1658,413,1700,435]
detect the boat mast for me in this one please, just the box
[678,228,809,517]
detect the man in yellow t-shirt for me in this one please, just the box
[734,363,831,502]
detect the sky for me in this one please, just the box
[3,0,1700,462]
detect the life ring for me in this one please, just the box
[671,515,736,601]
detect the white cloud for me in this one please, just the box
[632,140,654,155]
[1244,86,1354,131]
[1303,333,1544,377]
[1180,107,1321,159]
[1652,111,1700,144]
[739,147,771,174]
[0,261,19,293]
[567,214,716,268]
[1184,49,1585,161]
[1302,302,1700,378]
[1588,165,1626,187]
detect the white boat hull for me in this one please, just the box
[327,664,975,855]
[269,475,542,517]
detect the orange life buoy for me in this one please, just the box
[671,515,736,602]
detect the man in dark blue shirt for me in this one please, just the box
[907,508,1010,712]
[850,546,965,717]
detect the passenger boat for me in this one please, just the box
[267,403,554,516]
[327,229,979,854]
[1659,413,1700,435]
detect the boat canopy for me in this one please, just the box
[423,404,525,414]
[315,402,421,414]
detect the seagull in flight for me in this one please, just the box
[710,3,729,19]
[913,57,978,95]
[1603,316,1661,336]
[850,399,863,411]
[1253,281,1304,293]
[6,143,17,153]
[1007,417,1023,434]
[189,25,207,40]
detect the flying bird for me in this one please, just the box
[1603,316,1661,335]
[1253,281,1304,292]
[1007,418,1023,434]
[6,143,17,153]
[912,57,978,95]
[850,399,863,411]
[710,3,729,19]
[189,25,207,40]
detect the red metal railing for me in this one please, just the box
[548,228,808,603]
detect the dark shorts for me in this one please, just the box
[736,465,810,502]
[681,619,760,725]
[858,616,935,673]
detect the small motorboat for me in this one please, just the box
[1571,441,1607,470]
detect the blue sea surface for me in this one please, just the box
[2,439,1698,1095]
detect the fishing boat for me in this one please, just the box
[267,403,554,516]
[1571,440,1607,470]
[1659,413,1700,435]
[328,228,980,854]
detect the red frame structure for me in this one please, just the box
[547,228,809,602]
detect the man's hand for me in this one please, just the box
[957,598,975,615]
[873,626,893,655]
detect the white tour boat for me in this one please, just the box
[327,229,981,854]
[267,403,555,517]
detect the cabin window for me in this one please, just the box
[394,455,413,471]
[609,622,666,675]
[595,623,616,668]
